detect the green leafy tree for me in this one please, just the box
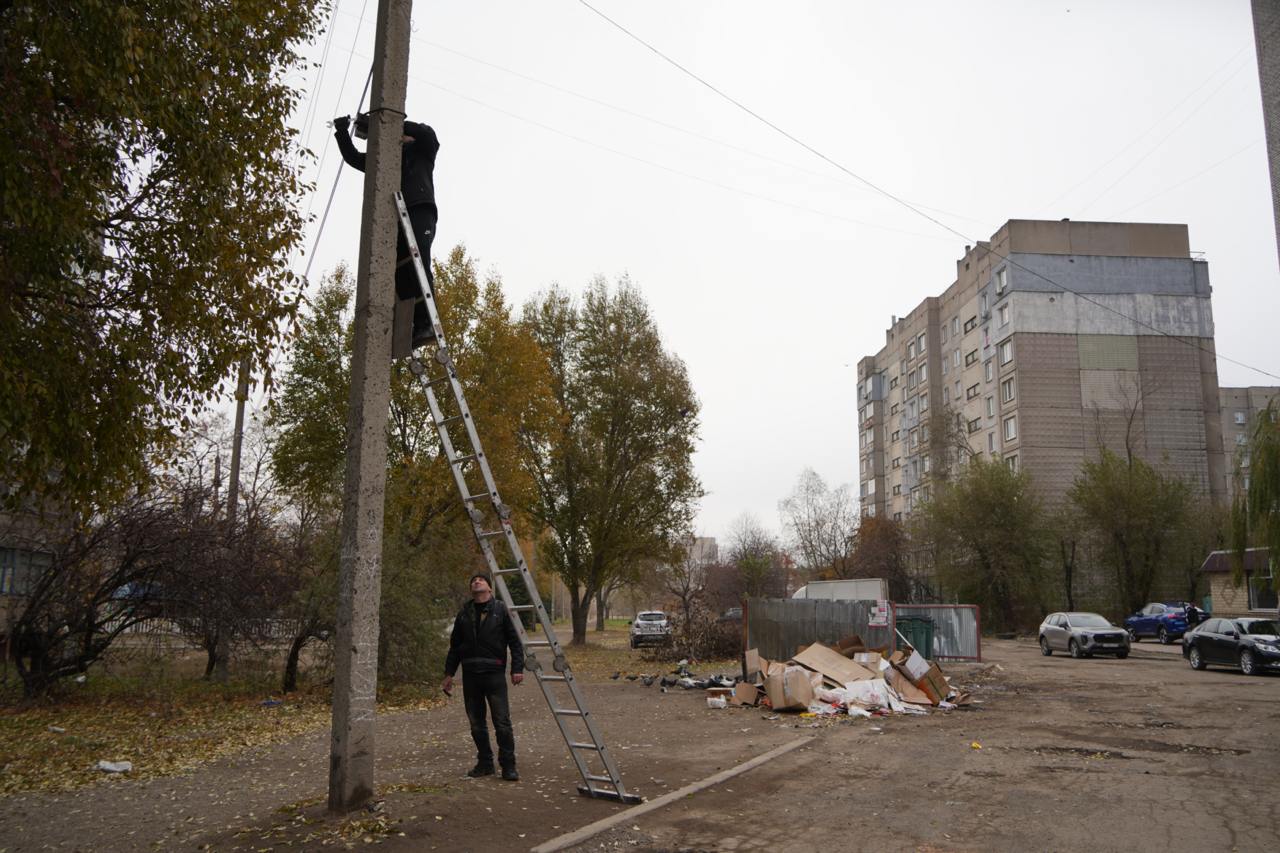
[1231,401,1280,586]
[915,455,1047,631]
[1069,449,1192,616]
[1,0,323,512]
[522,278,702,645]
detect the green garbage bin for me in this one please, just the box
[896,615,935,660]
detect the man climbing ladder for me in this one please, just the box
[334,112,439,350]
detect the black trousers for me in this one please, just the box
[462,669,515,769]
[395,204,436,335]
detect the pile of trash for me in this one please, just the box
[706,635,971,717]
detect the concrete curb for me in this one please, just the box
[530,736,816,853]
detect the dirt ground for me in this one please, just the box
[0,638,1276,852]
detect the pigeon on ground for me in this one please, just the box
[610,672,621,680]
[625,674,639,681]
[641,675,656,687]
[659,676,676,688]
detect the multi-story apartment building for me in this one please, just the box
[1219,386,1279,500]
[857,219,1227,520]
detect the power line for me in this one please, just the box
[575,0,1280,382]
[1037,48,1248,215]
[1108,138,1263,219]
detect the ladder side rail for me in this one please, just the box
[394,193,444,342]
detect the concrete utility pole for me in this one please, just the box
[328,0,413,814]
[215,356,251,683]
[1253,0,1280,268]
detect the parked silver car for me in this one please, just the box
[629,611,672,649]
[1039,612,1130,659]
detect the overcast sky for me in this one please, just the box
[282,0,1280,544]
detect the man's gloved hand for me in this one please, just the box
[441,674,454,696]
[333,114,350,130]
[511,672,524,686]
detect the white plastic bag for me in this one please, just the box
[706,695,728,709]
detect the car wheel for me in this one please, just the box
[1240,649,1259,676]
[1127,628,1139,643]
[1069,639,1083,659]
[1040,636,1053,656]
[629,638,637,650]
[1158,627,1170,645]
[1188,646,1205,670]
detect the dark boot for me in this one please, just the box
[501,765,519,782]
[467,762,495,778]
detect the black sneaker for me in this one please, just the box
[500,767,519,782]
[466,763,495,778]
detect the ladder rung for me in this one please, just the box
[525,640,552,647]
[585,774,616,784]
[439,414,465,426]
[462,492,491,503]
[552,708,584,717]
[569,742,600,751]
[452,453,477,464]
[539,675,567,682]
[509,604,536,612]
[476,529,507,540]
[492,567,521,574]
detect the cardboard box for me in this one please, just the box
[887,667,931,705]
[732,681,762,706]
[743,648,764,682]
[890,649,930,681]
[765,665,815,711]
[791,642,879,686]
[916,663,949,705]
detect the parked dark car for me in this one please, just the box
[1124,601,1205,644]
[1039,612,1130,659]
[1183,617,1280,675]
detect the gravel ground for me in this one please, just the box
[0,638,1276,852]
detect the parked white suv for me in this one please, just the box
[629,611,672,649]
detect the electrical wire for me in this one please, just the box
[576,0,1280,381]
[1037,48,1249,215]
[1108,138,1263,220]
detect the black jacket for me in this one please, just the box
[444,598,524,677]
[334,120,439,214]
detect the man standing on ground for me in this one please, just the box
[333,112,439,349]
[442,574,524,781]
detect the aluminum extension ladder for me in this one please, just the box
[393,192,641,805]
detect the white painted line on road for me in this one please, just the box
[530,736,816,853]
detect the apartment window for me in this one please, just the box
[942,387,950,404]
[922,456,931,474]
[1234,411,1246,425]
[922,485,931,501]
[891,403,900,415]
[916,332,926,352]
[966,384,980,400]
[964,316,977,333]
[907,399,918,419]
[860,457,868,474]
[952,349,961,368]
[910,429,919,448]
[866,504,877,517]
[984,360,993,382]
[951,316,960,336]
[1248,561,1278,610]
[892,430,900,442]
[866,478,876,495]
[1237,433,1248,446]
[955,380,962,398]
[941,325,948,344]
[995,267,1008,295]
[988,432,995,452]
[999,340,1013,365]
[964,349,978,367]
[980,293,989,316]
[1004,415,1018,441]
[919,363,928,382]
[908,370,917,389]
[921,424,930,441]
[907,341,916,359]
[998,303,1010,327]
[911,459,920,478]
[892,484,902,495]
[893,512,903,521]
[942,357,948,376]
[1005,454,1018,472]
[920,393,929,412]
[1,548,52,596]
[892,457,901,469]
[967,417,981,434]
[890,376,898,389]
[985,396,994,418]
[1001,376,1015,403]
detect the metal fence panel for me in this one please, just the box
[893,604,981,661]
[745,600,982,662]
[745,598,896,661]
